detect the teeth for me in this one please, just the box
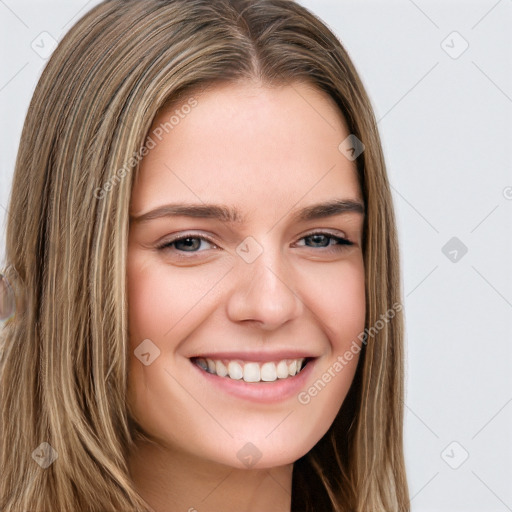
[215,360,228,377]
[228,361,243,380]
[207,359,216,373]
[260,362,277,382]
[196,358,208,371]
[194,357,307,382]
[276,360,289,379]
[243,363,260,382]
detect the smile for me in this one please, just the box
[191,357,310,383]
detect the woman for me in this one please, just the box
[0,0,409,510]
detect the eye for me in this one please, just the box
[156,231,353,257]
[157,234,217,253]
[296,232,353,250]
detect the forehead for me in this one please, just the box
[130,81,362,218]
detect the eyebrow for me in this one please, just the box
[130,198,365,224]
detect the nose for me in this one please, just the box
[225,245,304,330]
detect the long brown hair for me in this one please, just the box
[0,1,409,510]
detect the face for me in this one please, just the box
[127,81,366,469]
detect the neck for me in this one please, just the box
[128,440,293,512]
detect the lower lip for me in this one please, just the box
[190,359,317,404]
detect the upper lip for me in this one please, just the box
[189,351,318,362]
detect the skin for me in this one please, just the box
[126,81,366,512]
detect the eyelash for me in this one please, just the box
[156,231,353,256]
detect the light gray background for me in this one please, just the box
[1,1,511,510]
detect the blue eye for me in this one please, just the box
[156,231,353,256]
[297,233,353,249]
[157,235,215,253]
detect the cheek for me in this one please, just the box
[126,253,225,343]
[125,255,193,443]
[287,257,365,446]
[125,253,232,438]
[332,266,366,347]
[299,256,366,344]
